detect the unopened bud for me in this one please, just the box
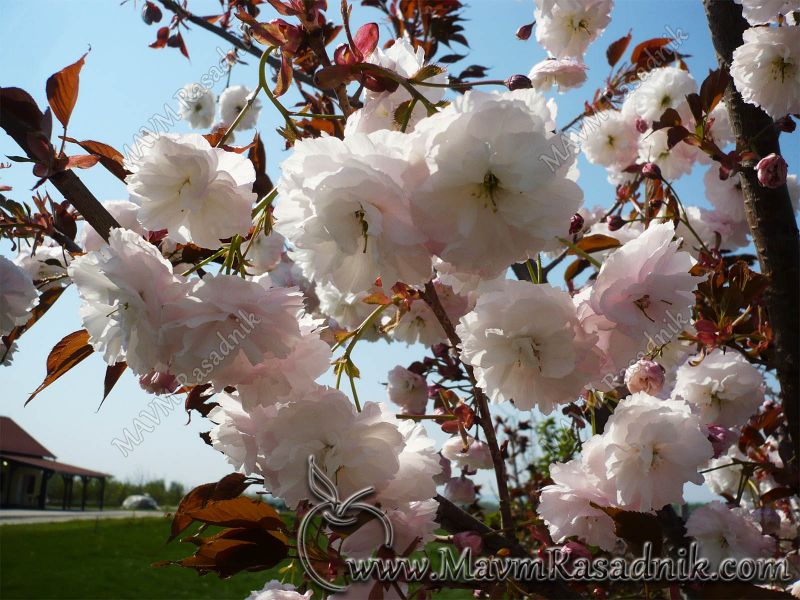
[703,425,738,458]
[141,1,162,24]
[516,21,535,41]
[641,162,662,180]
[635,117,649,134]
[569,212,585,235]
[506,74,532,91]
[756,153,788,189]
[606,215,625,231]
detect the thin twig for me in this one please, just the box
[421,281,514,536]
[155,0,319,89]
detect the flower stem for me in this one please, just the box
[557,237,602,268]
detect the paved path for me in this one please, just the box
[0,509,168,525]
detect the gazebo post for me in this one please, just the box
[61,474,68,510]
[99,478,106,511]
[80,476,88,511]
[38,470,52,509]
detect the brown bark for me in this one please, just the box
[155,0,318,89]
[703,0,800,459]
[49,171,120,243]
[0,106,120,243]
[422,282,515,537]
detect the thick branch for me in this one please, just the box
[704,0,800,461]
[0,108,120,243]
[421,281,515,536]
[50,171,120,243]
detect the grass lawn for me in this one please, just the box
[0,517,276,600]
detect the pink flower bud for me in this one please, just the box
[141,1,162,24]
[703,425,739,458]
[516,21,535,41]
[506,74,533,91]
[756,153,788,189]
[624,360,665,395]
[569,213,585,235]
[635,117,649,134]
[560,541,592,562]
[453,531,484,555]
[641,162,662,180]
[444,477,476,505]
[138,371,179,395]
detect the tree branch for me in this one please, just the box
[155,0,319,89]
[0,106,120,243]
[703,0,800,461]
[421,281,515,537]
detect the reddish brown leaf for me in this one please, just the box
[150,26,169,48]
[100,362,127,408]
[699,68,732,115]
[354,23,379,59]
[65,154,100,170]
[606,31,632,67]
[0,88,45,154]
[564,258,591,283]
[315,64,354,89]
[248,133,272,198]
[186,497,284,531]
[61,137,130,182]
[184,383,217,419]
[571,234,622,254]
[27,330,94,404]
[235,11,285,46]
[169,473,252,541]
[630,37,673,69]
[653,107,683,130]
[361,291,391,305]
[45,52,88,130]
[202,126,229,148]
[516,21,535,41]
[157,526,288,578]
[666,125,693,149]
[273,51,294,98]
[172,32,190,59]
[664,186,681,228]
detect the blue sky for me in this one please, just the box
[3,0,791,501]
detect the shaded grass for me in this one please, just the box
[0,517,276,600]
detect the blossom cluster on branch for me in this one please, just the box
[1,0,800,598]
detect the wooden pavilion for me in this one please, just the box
[0,416,110,510]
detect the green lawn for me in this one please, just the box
[0,517,276,600]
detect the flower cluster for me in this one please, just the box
[2,1,799,596]
[177,83,262,134]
